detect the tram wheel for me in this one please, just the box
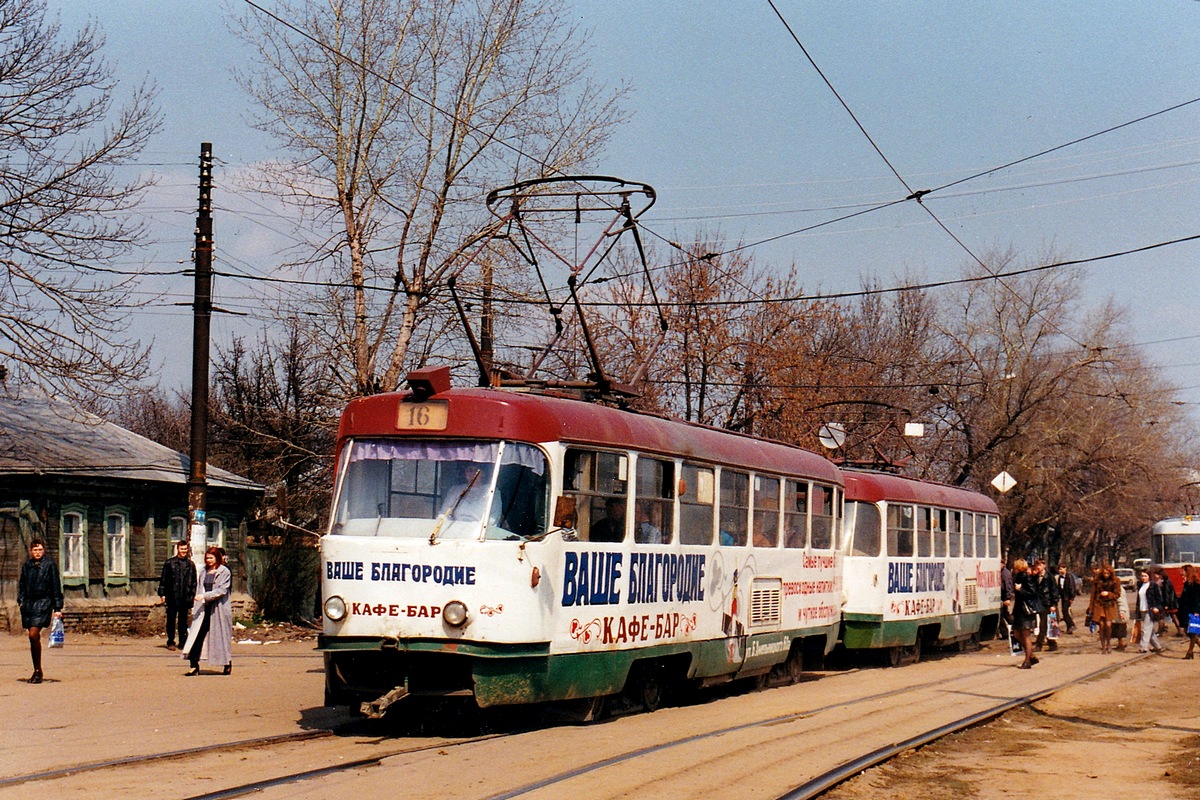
[887,639,921,667]
[638,667,664,712]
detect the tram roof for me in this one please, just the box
[1152,517,1200,532]
[339,387,842,484]
[842,469,998,514]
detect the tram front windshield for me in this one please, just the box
[331,439,549,540]
[1154,532,1200,565]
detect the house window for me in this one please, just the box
[105,510,128,577]
[60,507,87,580]
[206,516,224,548]
[169,515,187,544]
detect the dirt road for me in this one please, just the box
[2,624,1198,798]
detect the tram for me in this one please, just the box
[319,367,844,716]
[1148,516,1199,593]
[839,469,1002,665]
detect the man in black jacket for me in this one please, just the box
[18,537,64,684]
[1055,564,1078,634]
[1033,559,1060,651]
[158,541,197,651]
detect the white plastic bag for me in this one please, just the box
[48,616,64,648]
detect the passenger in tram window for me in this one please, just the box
[635,500,664,544]
[590,496,627,542]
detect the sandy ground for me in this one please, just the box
[5,604,1200,798]
[824,623,1200,799]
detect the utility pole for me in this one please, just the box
[187,143,214,568]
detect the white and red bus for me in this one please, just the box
[840,469,1003,665]
[319,367,844,716]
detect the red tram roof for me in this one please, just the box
[842,469,998,514]
[339,388,842,485]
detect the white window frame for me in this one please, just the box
[206,516,225,549]
[60,506,88,581]
[104,508,129,579]
[168,514,188,544]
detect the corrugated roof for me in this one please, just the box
[0,395,263,493]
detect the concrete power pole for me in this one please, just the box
[187,143,214,568]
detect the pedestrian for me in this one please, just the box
[1055,564,1078,634]
[998,558,1015,641]
[1012,559,1041,669]
[1135,568,1164,653]
[1087,564,1122,654]
[1033,559,1059,651]
[182,546,233,676]
[1157,570,1180,636]
[17,537,64,684]
[1113,581,1130,651]
[1179,565,1200,660]
[157,540,197,651]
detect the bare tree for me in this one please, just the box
[0,0,158,399]
[233,0,627,397]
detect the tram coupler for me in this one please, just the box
[361,682,410,719]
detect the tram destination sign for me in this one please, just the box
[396,401,449,431]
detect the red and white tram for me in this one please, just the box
[319,368,844,715]
[840,470,1002,665]
[1149,517,1199,594]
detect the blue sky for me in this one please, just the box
[49,1,1200,417]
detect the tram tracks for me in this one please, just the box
[2,652,1141,800]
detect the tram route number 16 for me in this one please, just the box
[396,401,449,431]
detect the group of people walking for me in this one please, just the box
[1005,558,1070,668]
[17,538,233,683]
[1002,557,1200,668]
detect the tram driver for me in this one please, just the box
[439,461,492,522]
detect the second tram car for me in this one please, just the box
[319,368,845,716]
[840,470,1002,665]
[1149,516,1199,594]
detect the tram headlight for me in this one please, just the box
[442,600,469,628]
[323,595,347,622]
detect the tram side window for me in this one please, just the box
[635,457,675,544]
[719,470,749,546]
[961,512,974,557]
[988,515,1000,558]
[948,511,961,557]
[679,463,715,545]
[811,484,835,550]
[887,503,915,557]
[784,479,808,548]
[917,506,932,557]
[564,449,629,542]
[933,509,948,557]
[848,500,881,557]
[975,513,988,558]
[753,475,780,547]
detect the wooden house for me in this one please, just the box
[0,395,263,632]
